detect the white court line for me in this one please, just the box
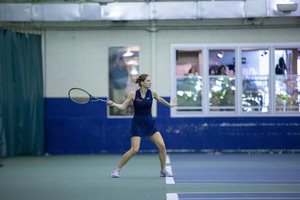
[166,193,179,200]
[166,154,171,164]
[166,155,175,184]
[166,166,175,184]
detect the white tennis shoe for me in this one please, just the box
[111,168,120,178]
[160,169,173,177]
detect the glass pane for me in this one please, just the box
[241,48,269,112]
[108,46,139,116]
[275,48,300,112]
[176,50,202,112]
[209,76,235,111]
[209,49,235,111]
[275,75,300,112]
[242,75,269,112]
[176,75,202,111]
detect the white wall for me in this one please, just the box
[44,27,300,98]
[45,29,151,97]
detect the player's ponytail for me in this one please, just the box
[135,74,149,87]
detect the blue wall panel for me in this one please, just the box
[45,98,300,155]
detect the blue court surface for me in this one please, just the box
[165,154,300,200]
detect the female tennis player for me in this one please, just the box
[107,74,177,178]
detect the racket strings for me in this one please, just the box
[69,89,91,104]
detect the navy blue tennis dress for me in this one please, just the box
[130,89,159,137]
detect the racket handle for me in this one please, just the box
[90,99,107,103]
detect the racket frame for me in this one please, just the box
[68,88,107,104]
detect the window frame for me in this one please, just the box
[171,45,205,117]
[239,46,271,116]
[273,45,300,115]
[207,47,237,115]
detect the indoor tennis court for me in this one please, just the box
[1,1,300,200]
[1,153,300,200]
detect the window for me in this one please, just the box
[171,43,300,117]
[274,48,300,112]
[108,46,139,117]
[208,49,236,112]
[175,49,203,113]
[241,48,269,113]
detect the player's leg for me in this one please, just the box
[148,132,167,170]
[117,136,141,169]
[112,136,141,178]
[149,132,172,177]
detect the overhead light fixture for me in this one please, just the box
[123,49,134,57]
[92,0,114,5]
[277,2,298,14]
[127,60,138,65]
[217,51,224,59]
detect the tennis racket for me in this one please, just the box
[68,88,107,104]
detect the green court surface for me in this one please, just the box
[1,154,300,200]
[0,154,166,200]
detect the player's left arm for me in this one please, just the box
[152,90,177,107]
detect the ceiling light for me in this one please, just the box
[277,2,298,14]
[217,51,224,59]
[127,60,138,65]
[92,0,114,5]
[123,49,133,57]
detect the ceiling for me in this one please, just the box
[0,0,243,2]
[0,0,299,31]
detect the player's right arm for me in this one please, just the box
[107,91,135,111]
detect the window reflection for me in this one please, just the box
[275,48,300,112]
[209,49,235,111]
[209,76,235,111]
[241,49,269,112]
[242,76,268,112]
[108,46,139,116]
[175,50,202,112]
[275,75,300,112]
[177,76,202,111]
